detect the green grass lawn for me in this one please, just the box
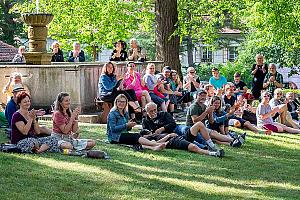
[0,123,299,200]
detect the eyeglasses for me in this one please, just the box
[117,100,127,103]
[147,109,157,113]
[129,65,135,68]
[275,93,282,95]
[149,68,155,70]
[263,95,270,98]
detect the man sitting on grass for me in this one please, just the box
[142,102,224,157]
[186,89,244,147]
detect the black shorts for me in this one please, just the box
[111,133,141,145]
[168,136,191,150]
[230,115,247,127]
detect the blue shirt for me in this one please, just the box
[98,74,117,96]
[5,97,17,128]
[209,75,227,89]
[107,108,130,142]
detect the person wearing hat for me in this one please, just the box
[110,40,128,61]
[5,84,25,130]
[2,72,30,103]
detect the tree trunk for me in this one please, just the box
[155,0,181,77]
[187,36,194,66]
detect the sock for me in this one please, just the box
[206,139,217,150]
[208,151,218,156]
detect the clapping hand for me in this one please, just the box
[28,109,37,120]
[72,106,81,119]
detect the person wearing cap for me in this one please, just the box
[2,72,30,103]
[186,90,244,148]
[233,72,247,96]
[5,84,25,130]
[161,66,179,116]
[209,68,227,90]
[110,40,128,61]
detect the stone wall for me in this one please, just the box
[0,61,163,112]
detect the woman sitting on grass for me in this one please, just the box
[107,94,166,151]
[52,92,96,150]
[256,91,300,134]
[11,92,60,153]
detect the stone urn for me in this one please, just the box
[21,13,54,65]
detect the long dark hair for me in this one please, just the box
[101,62,116,77]
[55,92,71,117]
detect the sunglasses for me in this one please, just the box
[263,95,270,98]
[275,93,282,95]
[189,71,195,74]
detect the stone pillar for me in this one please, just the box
[21,13,54,65]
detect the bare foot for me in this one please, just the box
[153,143,166,151]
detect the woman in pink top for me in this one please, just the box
[52,92,96,150]
[123,62,151,107]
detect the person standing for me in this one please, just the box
[251,54,268,99]
[51,42,64,62]
[68,42,85,62]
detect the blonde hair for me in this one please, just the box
[52,41,60,49]
[146,63,155,73]
[113,94,128,113]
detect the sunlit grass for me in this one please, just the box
[0,124,299,200]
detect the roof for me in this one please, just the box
[220,27,241,34]
[0,41,18,62]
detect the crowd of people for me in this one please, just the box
[3,39,300,158]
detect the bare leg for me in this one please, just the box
[142,144,166,151]
[60,142,73,149]
[188,143,209,155]
[138,137,167,147]
[86,140,96,149]
[161,102,167,112]
[169,103,174,113]
[36,144,49,153]
[142,90,151,103]
[40,126,52,135]
[220,125,226,135]
[210,130,233,143]
[244,121,259,133]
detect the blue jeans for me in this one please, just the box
[174,125,207,149]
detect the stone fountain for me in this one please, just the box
[21,13,53,65]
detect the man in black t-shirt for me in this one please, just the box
[233,72,247,96]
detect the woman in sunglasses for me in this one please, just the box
[256,91,300,134]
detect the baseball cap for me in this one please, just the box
[163,66,171,72]
[12,84,25,93]
[197,89,207,95]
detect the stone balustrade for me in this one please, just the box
[0,61,164,112]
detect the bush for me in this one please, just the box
[194,62,253,87]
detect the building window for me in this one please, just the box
[228,47,238,62]
[201,47,213,63]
